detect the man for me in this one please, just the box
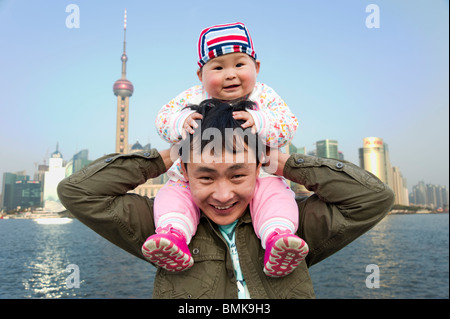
[57,101,394,299]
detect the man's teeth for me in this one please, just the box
[214,204,233,210]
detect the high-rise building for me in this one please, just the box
[316,139,339,159]
[392,166,409,206]
[11,180,42,211]
[113,9,134,154]
[43,144,66,208]
[359,137,392,187]
[1,171,41,212]
[65,149,92,176]
[426,184,448,209]
[296,146,306,155]
[440,186,449,210]
[411,181,427,205]
[410,182,449,210]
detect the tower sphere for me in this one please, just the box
[113,79,134,97]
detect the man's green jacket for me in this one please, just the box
[57,149,394,299]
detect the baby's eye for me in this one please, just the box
[214,66,223,70]
[236,63,244,67]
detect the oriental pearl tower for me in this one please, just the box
[113,9,134,154]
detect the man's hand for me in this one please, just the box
[159,147,176,171]
[262,147,290,176]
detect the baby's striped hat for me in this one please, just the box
[197,22,257,68]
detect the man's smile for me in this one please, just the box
[210,201,238,214]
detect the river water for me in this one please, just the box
[0,213,448,299]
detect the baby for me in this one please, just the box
[142,22,309,277]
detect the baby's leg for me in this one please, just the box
[141,180,200,271]
[250,177,299,247]
[250,177,309,277]
[154,180,200,244]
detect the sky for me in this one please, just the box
[0,0,448,192]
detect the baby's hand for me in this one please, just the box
[232,111,256,133]
[183,112,203,135]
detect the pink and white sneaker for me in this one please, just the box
[263,230,309,277]
[141,226,193,272]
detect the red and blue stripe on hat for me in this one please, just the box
[197,22,257,68]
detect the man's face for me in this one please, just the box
[197,53,260,101]
[181,148,261,225]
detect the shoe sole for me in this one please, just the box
[142,237,193,272]
[264,236,309,277]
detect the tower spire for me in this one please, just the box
[113,9,134,154]
[121,8,128,80]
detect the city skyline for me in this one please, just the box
[5,135,446,193]
[0,1,448,192]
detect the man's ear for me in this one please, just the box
[180,159,189,181]
[256,161,262,177]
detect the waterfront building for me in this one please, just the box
[1,146,96,212]
[65,149,92,176]
[426,184,448,210]
[113,9,134,154]
[411,181,427,206]
[359,137,393,187]
[73,149,92,173]
[1,171,42,212]
[12,180,42,211]
[33,164,48,184]
[410,182,449,210]
[2,171,27,210]
[392,166,409,206]
[296,146,306,155]
[43,144,66,209]
[130,141,151,154]
[440,186,449,209]
[316,139,339,159]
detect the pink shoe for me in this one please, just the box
[141,226,193,272]
[263,230,309,277]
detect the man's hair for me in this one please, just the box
[178,99,262,166]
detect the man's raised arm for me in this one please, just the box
[271,149,395,266]
[57,149,172,261]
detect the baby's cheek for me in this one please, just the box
[205,78,222,95]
